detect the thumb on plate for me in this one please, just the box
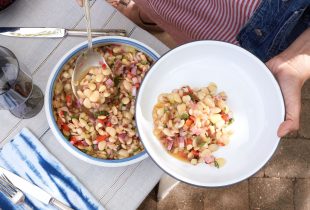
[277,119,299,137]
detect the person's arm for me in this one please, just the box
[266,28,310,137]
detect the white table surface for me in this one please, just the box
[0,0,170,209]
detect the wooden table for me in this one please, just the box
[0,0,169,209]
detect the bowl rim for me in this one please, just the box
[135,40,285,186]
[45,36,160,167]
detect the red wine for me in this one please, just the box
[0,0,14,11]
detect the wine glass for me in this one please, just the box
[0,0,15,11]
[0,46,44,119]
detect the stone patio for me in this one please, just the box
[138,32,310,210]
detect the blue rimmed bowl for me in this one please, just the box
[45,36,159,167]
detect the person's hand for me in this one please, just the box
[76,0,120,7]
[76,0,83,7]
[266,28,310,137]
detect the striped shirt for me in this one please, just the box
[134,0,261,45]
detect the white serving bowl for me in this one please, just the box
[45,36,159,167]
[136,41,285,186]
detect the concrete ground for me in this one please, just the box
[138,31,310,210]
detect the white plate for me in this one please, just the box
[136,41,285,187]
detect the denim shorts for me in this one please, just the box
[237,0,310,62]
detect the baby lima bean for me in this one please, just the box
[76,66,115,111]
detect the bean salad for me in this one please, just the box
[53,44,153,159]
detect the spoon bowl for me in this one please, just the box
[71,50,104,98]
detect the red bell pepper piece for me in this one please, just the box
[96,135,108,142]
[191,150,200,157]
[186,138,193,145]
[221,113,230,122]
[62,124,70,132]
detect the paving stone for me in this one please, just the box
[299,100,310,138]
[294,179,310,210]
[302,80,310,100]
[252,167,265,178]
[283,131,299,138]
[202,180,249,210]
[264,138,310,178]
[138,186,157,210]
[249,178,294,210]
[157,182,205,210]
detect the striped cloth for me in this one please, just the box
[0,128,104,210]
[135,0,261,44]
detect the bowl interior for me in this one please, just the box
[136,41,284,186]
[47,38,159,166]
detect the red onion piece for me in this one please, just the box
[180,130,186,137]
[132,77,138,84]
[105,78,114,87]
[167,140,173,151]
[114,60,123,75]
[179,137,185,148]
[214,95,221,100]
[118,133,127,140]
[89,116,96,124]
[115,65,125,75]
[190,103,198,110]
[81,141,88,146]
[204,155,215,164]
[76,99,82,109]
[191,127,202,135]
[131,66,137,75]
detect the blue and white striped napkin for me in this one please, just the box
[0,128,104,210]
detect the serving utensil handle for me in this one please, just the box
[50,198,73,210]
[66,29,127,37]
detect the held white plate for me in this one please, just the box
[135,41,285,187]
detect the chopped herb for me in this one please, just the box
[133,148,140,153]
[214,160,220,168]
[94,110,109,118]
[180,113,189,120]
[164,107,169,113]
[198,142,205,147]
[228,118,234,125]
[114,76,122,87]
[140,60,148,65]
[64,135,70,140]
[71,114,78,119]
[195,136,202,145]
[188,93,199,102]
[205,137,211,144]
